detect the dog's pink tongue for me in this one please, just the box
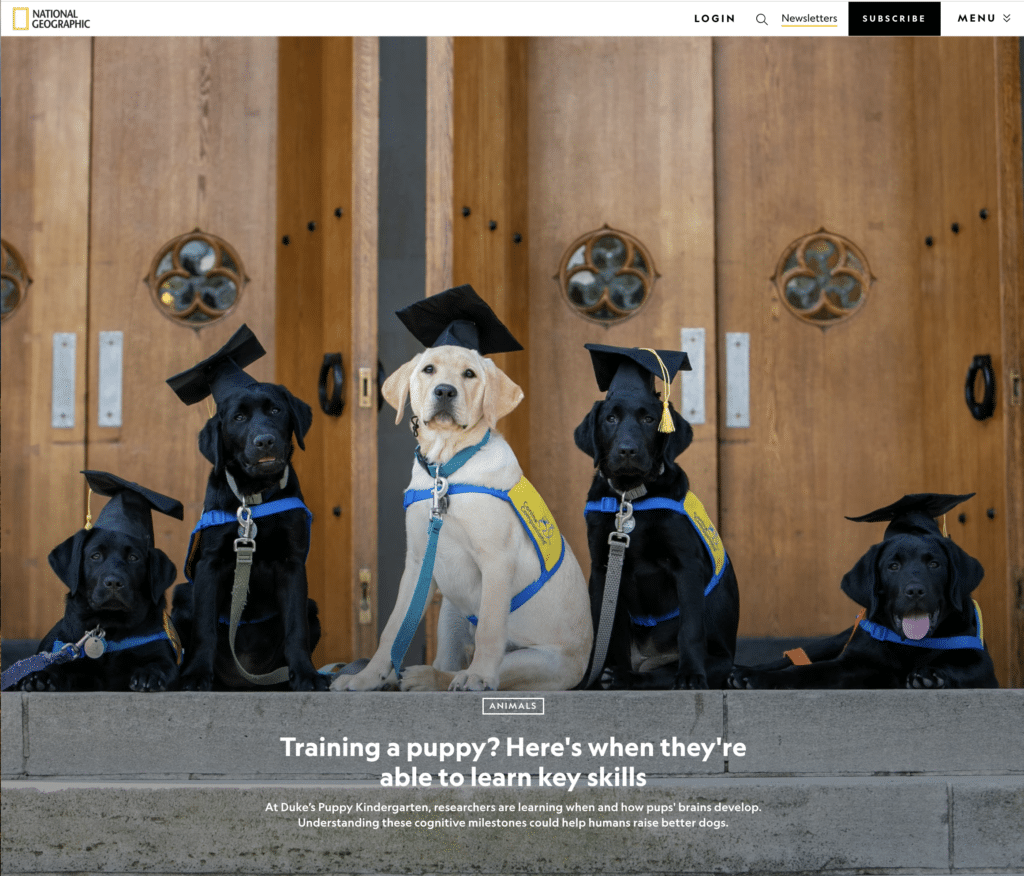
[901,613,931,640]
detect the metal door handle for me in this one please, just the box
[965,354,996,421]
[319,353,345,417]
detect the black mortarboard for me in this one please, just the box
[846,493,976,539]
[166,324,266,406]
[395,284,523,354]
[584,344,691,434]
[584,344,691,395]
[83,470,185,545]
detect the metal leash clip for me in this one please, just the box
[431,475,449,518]
[235,504,257,561]
[73,626,107,659]
[615,498,635,535]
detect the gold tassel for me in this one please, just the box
[638,347,675,433]
[85,487,94,530]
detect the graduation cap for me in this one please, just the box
[845,493,976,539]
[46,471,183,599]
[166,324,266,406]
[584,343,691,433]
[395,284,523,354]
[83,470,185,545]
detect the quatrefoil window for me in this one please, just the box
[1,239,31,322]
[559,227,656,324]
[147,230,247,326]
[775,231,872,326]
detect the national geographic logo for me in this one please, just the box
[14,8,92,29]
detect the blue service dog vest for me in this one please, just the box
[584,491,729,626]
[403,478,565,624]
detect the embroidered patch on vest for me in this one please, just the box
[683,491,726,578]
[508,476,562,572]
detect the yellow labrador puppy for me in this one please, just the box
[338,344,592,691]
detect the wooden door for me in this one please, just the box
[520,36,1022,685]
[1,39,92,639]
[715,37,1021,685]
[526,38,721,572]
[84,37,279,617]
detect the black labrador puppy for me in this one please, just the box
[167,326,327,692]
[574,345,740,690]
[728,493,998,690]
[17,472,183,692]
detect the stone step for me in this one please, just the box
[2,690,1022,874]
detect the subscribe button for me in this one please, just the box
[848,1,942,35]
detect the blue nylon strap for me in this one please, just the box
[583,493,730,625]
[858,616,985,651]
[404,484,565,626]
[0,647,79,690]
[0,630,174,690]
[186,497,313,584]
[51,630,173,655]
[390,515,445,679]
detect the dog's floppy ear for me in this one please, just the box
[573,401,603,463]
[48,530,87,596]
[481,358,524,428]
[198,416,224,476]
[148,548,179,604]
[940,539,985,613]
[840,542,882,616]
[382,357,420,425]
[661,407,693,464]
[280,386,313,451]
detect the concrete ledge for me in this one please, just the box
[2,690,1021,875]
[725,689,1024,775]
[3,777,1011,875]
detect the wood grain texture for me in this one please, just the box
[1,38,92,639]
[527,38,718,578]
[424,37,455,663]
[716,37,929,638]
[453,38,530,469]
[349,37,380,660]
[994,37,1024,687]
[912,38,1011,683]
[715,38,1016,683]
[86,37,278,636]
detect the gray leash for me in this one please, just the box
[227,487,290,687]
[584,485,646,688]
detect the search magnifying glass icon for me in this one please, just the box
[756,13,768,24]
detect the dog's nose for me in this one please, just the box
[434,384,458,400]
[103,576,124,592]
[903,582,926,600]
[253,434,277,451]
[616,443,638,459]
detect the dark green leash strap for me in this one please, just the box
[229,504,290,686]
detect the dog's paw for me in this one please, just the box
[338,665,395,691]
[448,671,496,692]
[289,668,330,692]
[906,667,948,689]
[129,668,172,692]
[400,665,451,692]
[599,666,630,690]
[726,667,767,690]
[18,672,59,692]
[673,672,709,690]
[179,670,214,692]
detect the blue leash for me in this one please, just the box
[389,431,490,679]
[0,628,175,690]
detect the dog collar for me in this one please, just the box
[414,430,491,480]
[225,466,289,507]
[857,601,986,651]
